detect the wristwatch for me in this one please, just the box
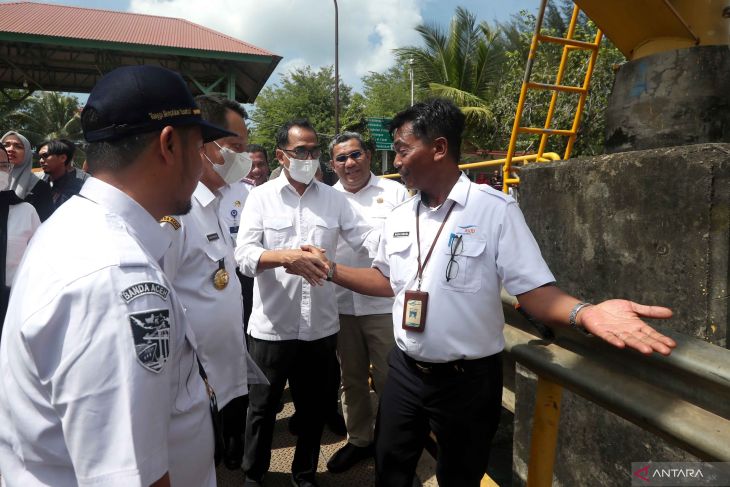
[569,301,593,334]
[326,262,337,281]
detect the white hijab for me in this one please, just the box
[1,131,39,199]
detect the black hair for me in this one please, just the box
[328,131,367,156]
[39,138,76,165]
[195,95,247,131]
[389,98,465,162]
[275,119,317,149]
[247,143,268,162]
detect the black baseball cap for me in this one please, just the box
[82,65,236,143]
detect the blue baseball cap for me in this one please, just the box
[82,65,236,143]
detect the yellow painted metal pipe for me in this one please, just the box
[527,378,564,487]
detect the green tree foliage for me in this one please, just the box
[486,1,625,157]
[394,6,505,148]
[360,66,414,118]
[5,91,83,147]
[248,65,360,165]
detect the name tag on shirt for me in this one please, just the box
[207,233,220,242]
[393,231,410,238]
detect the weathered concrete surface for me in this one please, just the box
[511,144,729,486]
[605,46,730,153]
[519,143,730,346]
[512,365,699,487]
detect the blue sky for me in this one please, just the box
[2,0,541,95]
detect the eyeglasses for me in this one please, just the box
[281,146,321,160]
[333,150,363,164]
[37,152,53,159]
[445,234,463,282]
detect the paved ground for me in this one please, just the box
[216,387,514,486]
[216,387,440,486]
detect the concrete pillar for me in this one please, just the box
[510,144,730,485]
[605,46,730,153]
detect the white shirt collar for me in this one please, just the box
[415,171,470,209]
[333,172,379,195]
[273,170,320,196]
[192,181,218,208]
[79,177,171,262]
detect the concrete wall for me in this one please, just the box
[519,144,730,346]
[510,144,729,486]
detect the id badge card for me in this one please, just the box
[402,290,428,332]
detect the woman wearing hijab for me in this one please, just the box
[0,144,41,329]
[1,131,53,221]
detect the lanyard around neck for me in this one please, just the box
[415,200,456,291]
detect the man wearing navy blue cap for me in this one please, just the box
[0,65,234,487]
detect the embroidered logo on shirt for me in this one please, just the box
[231,209,238,217]
[160,216,180,230]
[457,225,478,234]
[129,309,171,373]
[207,233,220,242]
[393,231,410,238]
[121,282,169,304]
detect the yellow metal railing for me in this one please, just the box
[381,152,561,180]
[502,0,603,193]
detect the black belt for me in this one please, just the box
[400,348,500,375]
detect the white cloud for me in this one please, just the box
[129,0,424,93]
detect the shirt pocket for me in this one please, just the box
[263,217,294,249]
[310,215,339,251]
[440,235,487,293]
[386,237,415,290]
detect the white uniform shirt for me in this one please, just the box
[5,201,40,286]
[333,173,408,316]
[235,175,379,341]
[372,173,555,363]
[0,178,215,487]
[218,178,253,242]
[161,182,247,408]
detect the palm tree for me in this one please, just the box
[395,7,505,130]
[7,91,83,146]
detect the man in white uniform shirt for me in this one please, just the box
[326,132,408,473]
[0,65,235,487]
[161,94,253,472]
[235,119,378,487]
[308,99,677,487]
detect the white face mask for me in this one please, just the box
[212,142,252,185]
[287,157,319,184]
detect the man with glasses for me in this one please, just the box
[38,138,89,213]
[305,98,676,487]
[235,119,378,487]
[325,132,408,473]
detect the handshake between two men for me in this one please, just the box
[281,244,676,358]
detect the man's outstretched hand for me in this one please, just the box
[578,299,676,356]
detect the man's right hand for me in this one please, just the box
[282,248,329,286]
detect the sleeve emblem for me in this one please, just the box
[160,216,181,229]
[129,309,171,373]
[120,282,169,304]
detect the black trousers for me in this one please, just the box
[220,394,248,443]
[243,334,337,482]
[375,348,503,487]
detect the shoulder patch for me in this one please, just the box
[121,282,169,303]
[160,216,181,230]
[129,309,171,373]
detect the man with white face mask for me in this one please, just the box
[161,94,254,471]
[235,119,379,487]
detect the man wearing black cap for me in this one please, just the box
[0,65,234,487]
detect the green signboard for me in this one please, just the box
[365,117,393,151]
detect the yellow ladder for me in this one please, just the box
[502,0,603,193]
